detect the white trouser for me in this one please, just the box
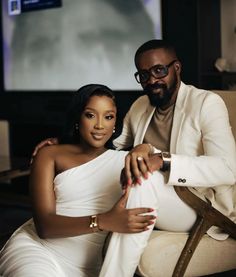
[99,171,197,277]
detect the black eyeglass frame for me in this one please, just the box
[134,60,177,83]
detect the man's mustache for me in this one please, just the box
[144,83,167,93]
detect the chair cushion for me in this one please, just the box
[137,230,236,277]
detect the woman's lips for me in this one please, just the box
[91,133,106,140]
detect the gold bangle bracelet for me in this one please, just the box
[89,215,101,232]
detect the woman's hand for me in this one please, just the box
[30,137,59,164]
[99,187,156,233]
[122,144,163,186]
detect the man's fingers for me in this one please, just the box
[32,138,58,157]
[32,146,40,157]
[32,140,50,156]
[50,137,59,144]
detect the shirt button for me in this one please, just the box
[178,178,183,183]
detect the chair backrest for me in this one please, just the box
[214,90,236,140]
[0,120,10,157]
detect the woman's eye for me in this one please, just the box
[85,113,95,119]
[105,115,114,120]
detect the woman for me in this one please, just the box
[0,84,161,277]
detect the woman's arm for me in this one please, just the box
[29,148,155,239]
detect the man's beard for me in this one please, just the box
[144,76,178,108]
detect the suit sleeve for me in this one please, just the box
[113,96,147,150]
[113,110,134,150]
[168,93,236,187]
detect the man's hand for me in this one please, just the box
[123,144,163,186]
[30,137,59,164]
[99,187,156,233]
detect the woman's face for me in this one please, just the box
[78,95,117,149]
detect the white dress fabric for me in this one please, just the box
[99,171,196,277]
[0,150,125,277]
[99,173,159,277]
[0,149,196,277]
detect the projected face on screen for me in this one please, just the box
[2,0,162,90]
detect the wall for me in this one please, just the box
[220,0,236,90]
[221,0,236,65]
[0,91,139,157]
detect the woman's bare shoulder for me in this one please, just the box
[33,144,75,163]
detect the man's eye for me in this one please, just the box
[153,66,163,74]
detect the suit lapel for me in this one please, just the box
[170,82,188,153]
[134,104,155,146]
[170,105,185,152]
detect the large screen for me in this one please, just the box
[2,0,162,91]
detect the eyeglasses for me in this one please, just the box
[134,60,177,83]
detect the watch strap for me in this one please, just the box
[160,152,171,172]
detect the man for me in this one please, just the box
[113,39,236,237]
[33,39,236,237]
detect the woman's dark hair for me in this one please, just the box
[60,84,117,148]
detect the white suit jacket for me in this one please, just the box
[114,82,236,228]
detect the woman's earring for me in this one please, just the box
[75,123,79,132]
[113,127,116,134]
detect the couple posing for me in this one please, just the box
[0,40,235,277]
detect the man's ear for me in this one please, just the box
[174,61,181,73]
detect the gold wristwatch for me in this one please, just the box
[160,152,171,171]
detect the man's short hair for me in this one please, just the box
[134,39,177,67]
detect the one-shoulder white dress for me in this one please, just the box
[0,149,195,277]
[0,150,127,277]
